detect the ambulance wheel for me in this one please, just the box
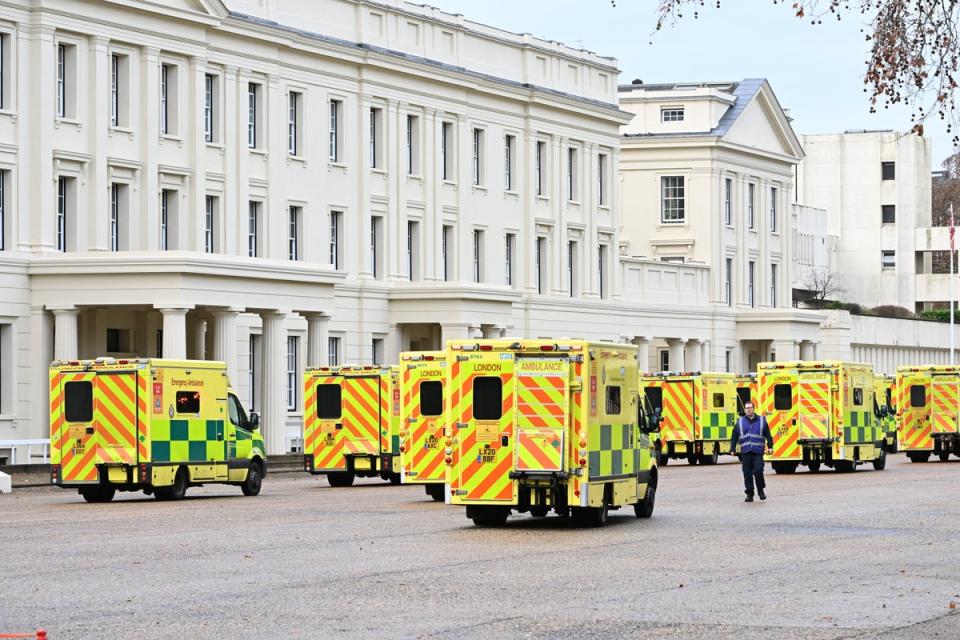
[529,506,549,518]
[657,452,669,466]
[168,468,188,499]
[872,450,887,471]
[635,471,657,519]
[835,460,856,473]
[907,451,930,463]
[425,484,445,502]
[699,450,719,465]
[79,486,116,503]
[469,506,509,527]
[241,462,263,496]
[686,454,698,465]
[387,472,402,485]
[807,462,821,473]
[572,503,608,527]
[772,461,798,474]
[939,452,950,462]
[327,472,355,487]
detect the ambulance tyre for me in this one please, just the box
[529,506,549,518]
[241,461,263,496]
[772,461,798,474]
[807,462,821,473]
[686,454,698,465]
[939,452,950,462]
[79,486,116,503]
[635,470,657,519]
[387,472,402,485]
[835,460,856,473]
[425,484,445,502]
[907,451,930,463]
[872,449,887,471]
[572,503,608,527]
[657,452,669,466]
[700,449,719,465]
[327,472,355,487]
[469,506,509,527]
[155,467,188,500]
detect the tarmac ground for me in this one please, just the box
[2,454,959,639]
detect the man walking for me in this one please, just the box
[730,401,774,502]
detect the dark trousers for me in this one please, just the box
[740,451,766,495]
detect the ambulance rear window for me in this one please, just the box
[64,381,93,423]
[176,391,201,414]
[473,377,503,420]
[853,388,863,406]
[644,387,663,412]
[713,393,725,408]
[910,385,926,408]
[773,384,792,411]
[420,381,443,417]
[605,386,622,415]
[316,384,342,419]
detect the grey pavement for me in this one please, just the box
[2,455,959,639]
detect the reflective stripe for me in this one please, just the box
[737,416,766,454]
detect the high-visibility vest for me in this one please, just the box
[737,416,766,454]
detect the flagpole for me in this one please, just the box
[951,203,956,366]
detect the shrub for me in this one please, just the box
[866,305,917,319]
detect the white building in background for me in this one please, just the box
[796,130,946,311]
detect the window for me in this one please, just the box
[881,251,896,269]
[64,381,93,422]
[160,63,178,135]
[110,53,130,128]
[882,205,896,224]
[910,385,926,408]
[0,169,6,251]
[441,121,453,181]
[598,244,609,299]
[659,350,669,372]
[228,394,248,428]
[287,91,302,156]
[420,380,443,416]
[881,161,895,181]
[204,195,217,253]
[315,384,342,419]
[248,334,259,410]
[406,114,420,175]
[407,220,420,280]
[56,43,77,119]
[287,336,298,410]
[176,391,201,414]
[160,190,178,251]
[288,206,301,260]
[56,177,69,252]
[473,377,503,420]
[712,393,725,409]
[369,107,383,169]
[605,385,622,415]
[853,387,864,407]
[109,183,127,252]
[567,147,578,201]
[661,107,685,122]
[724,178,732,225]
[726,350,733,374]
[247,83,260,149]
[747,183,755,229]
[598,153,608,206]
[661,176,685,223]
[505,233,515,286]
[770,187,778,232]
[0,33,9,110]
[748,261,755,307]
[327,337,341,367]
[156,329,163,358]
[645,386,663,412]
[248,201,261,257]
[370,216,383,278]
[329,99,342,162]
[106,328,131,353]
[536,236,547,294]
[567,240,579,297]
[725,258,733,306]
[472,229,483,283]
[770,264,778,307]
[535,140,546,197]
[371,337,384,365]
[203,73,217,143]
[504,134,515,191]
[774,384,792,410]
[442,224,453,281]
[472,128,484,186]
[329,211,342,269]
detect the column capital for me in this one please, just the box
[154,305,193,313]
[301,311,331,320]
[48,305,79,315]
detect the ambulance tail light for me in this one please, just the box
[540,345,555,352]
[50,465,59,483]
[444,456,453,465]
[423,355,435,361]
[479,344,494,352]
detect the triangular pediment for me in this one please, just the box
[723,83,804,160]
[129,0,229,19]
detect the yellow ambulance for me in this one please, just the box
[896,365,960,462]
[303,365,402,486]
[446,339,658,527]
[398,351,447,501]
[50,358,266,502]
[873,374,897,452]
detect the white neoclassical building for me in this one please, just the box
[0,1,958,464]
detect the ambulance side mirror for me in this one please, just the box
[249,412,260,430]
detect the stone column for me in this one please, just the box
[191,316,207,360]
[385,323,402,363]
[632,336,652,373]
[440,323,472,348]
[468,325,484,339]
[211,308,241,382]
[482,325,507,339]
[686,338,703,372]
[771,339,799,362]
[259,310,288,454]
[799,340,816,361]
[51,307,79,360]
[157,307,190,359]
[305,313,331,367]
[666,338,686,373]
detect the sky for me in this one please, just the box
[424,0,955,168]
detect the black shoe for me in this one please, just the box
[745,493,754,502]
[758,489,767,501]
